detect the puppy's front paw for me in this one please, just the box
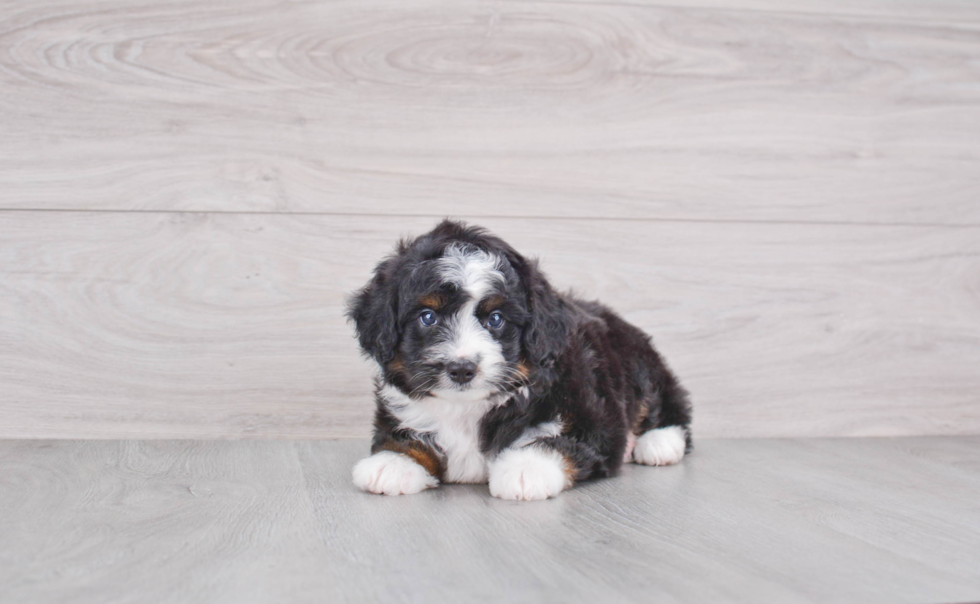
[488,447,572,501]
[352,451,438,496]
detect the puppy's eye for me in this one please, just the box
[419,310,438,326]
[486,312,504,329]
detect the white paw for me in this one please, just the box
[352,451,438,496]
[632,426,687,466]
[488,447,571,501]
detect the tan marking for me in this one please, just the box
[387,355,406,373]
[378,440,444,481]
[631,399,651,435]
[560,453,578,485]
[404,447,443,480]
[419,293,446,310]
[516,360,531,379]
[480,295,505,313]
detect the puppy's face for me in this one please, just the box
[392,244,530,401]
[349,221,569,403]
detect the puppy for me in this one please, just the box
[348,220,691,500]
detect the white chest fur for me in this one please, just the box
[381,385,496,483]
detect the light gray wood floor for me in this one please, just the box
[2,437,978,603]
[2,0,979,439]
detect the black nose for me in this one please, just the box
[446,360,478,384]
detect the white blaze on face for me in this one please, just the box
[382,245,513,483]
[433,244,506,396]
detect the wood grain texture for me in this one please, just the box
[532,0,980,20]
[1,438,979,603]
[2,212,978,439]
[1,0,978,223]
[1,0,979,439]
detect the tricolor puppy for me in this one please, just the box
[348,220,692,501]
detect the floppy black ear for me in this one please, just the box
[346,256,401,366]
[519,258,570,368]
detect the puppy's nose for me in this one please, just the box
[446,360,478,384]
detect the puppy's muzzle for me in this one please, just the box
[446,360,478,385]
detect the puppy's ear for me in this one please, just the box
[346,255,401,366]
[519,258,570,368]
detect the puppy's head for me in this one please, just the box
[347,220,568,401]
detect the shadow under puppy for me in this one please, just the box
[348,220,692,501]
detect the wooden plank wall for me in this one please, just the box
[1,0,978,439]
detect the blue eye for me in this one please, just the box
[486,312,504,329]
[419,310,438,326]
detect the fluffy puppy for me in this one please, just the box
[348,220,691,501]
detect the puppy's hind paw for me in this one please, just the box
[632,426,687,466]
[352,451,438,496]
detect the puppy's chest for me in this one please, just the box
[390,399,489,484]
